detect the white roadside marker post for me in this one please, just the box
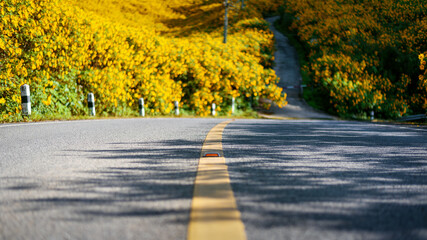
[212,103,216,116]
[174,101,179,116]
[139,98,145,117]
[88,93,95,116]
[20,84,31,117]
[231,97,235,115]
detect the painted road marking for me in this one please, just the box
[187,120,247,240]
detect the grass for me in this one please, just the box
[2,106,260,123]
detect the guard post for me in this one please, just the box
[174,101,179,116]
[139,98,145,117]
[20,84,31,117]
[212,103,216,116]
[88,93,95,116]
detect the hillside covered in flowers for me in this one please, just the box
[0,0,286,121]
[279,0,426,119]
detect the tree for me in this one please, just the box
[223,0,246,44]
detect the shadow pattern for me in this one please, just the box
[223,120,427,240]
[1,138,205,240]
[160,0,239,36]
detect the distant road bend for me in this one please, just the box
[1,118,426,240]
[264,16,333,120]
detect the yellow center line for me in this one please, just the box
[187,120,247,240]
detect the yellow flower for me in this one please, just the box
[0,98,5,104]
[42,95,52,106]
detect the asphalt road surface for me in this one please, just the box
[224,120,427,240]
[1,118,426,240]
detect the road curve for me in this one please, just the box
[264,16,334,120]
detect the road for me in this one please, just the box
[264,16,334,120]
[1,118,426,240]
[224,120,427,240]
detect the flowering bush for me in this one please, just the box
[281,0,426,118]
[0,0,286,121]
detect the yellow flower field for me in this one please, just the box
[281,0,426,118]
[0,0,286,121]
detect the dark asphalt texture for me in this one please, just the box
[0,118,222,240]
[1,118,426,240]
[223,119,427,240]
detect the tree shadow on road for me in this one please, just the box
[2,120,426,239]
[223,120,427,240]
[1,138,206,239]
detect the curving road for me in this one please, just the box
[264,16,334,120]
[1,118,426,240]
